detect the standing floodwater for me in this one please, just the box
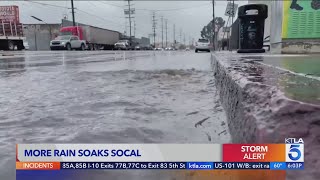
[0,51,230,180]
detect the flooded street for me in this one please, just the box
[0,51,230,180]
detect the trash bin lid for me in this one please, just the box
[238,4,268,19]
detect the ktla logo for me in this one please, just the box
[285,138,304,162]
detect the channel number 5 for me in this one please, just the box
[288,145,301,161]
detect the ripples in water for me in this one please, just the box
[0,56,229,179]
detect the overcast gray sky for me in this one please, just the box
[2,1,248,43]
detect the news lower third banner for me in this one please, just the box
[16,143,304,171]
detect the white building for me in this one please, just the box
[217,27,231,42]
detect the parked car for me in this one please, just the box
[195,38,210,53]
[155,48,164,51]
[114,40,130,50]
[135,45,141,50]
[23,41,29,50]
[50,35,86,50]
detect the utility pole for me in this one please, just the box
[165,19,168,47]
[71,0,76,26]
[183,34,185,46]
[152,11,156,48]
[212,0,215,51]
[179,28,182,44]
[134,20,136,37]
[124,18,127,36]
[173,24,175,46]
[34,29,37,50]
[128,0,132,47]
[229,0,235,51]
[161,16,164,48]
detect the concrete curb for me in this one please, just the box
[211,52,320,180]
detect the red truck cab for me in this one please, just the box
[60,26,84,40]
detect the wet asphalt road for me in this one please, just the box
[0,50,230,180]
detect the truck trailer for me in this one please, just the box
[0,6,25,50]
[61,19,120,50]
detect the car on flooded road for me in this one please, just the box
[50,35,86,51]
[195,38,210,53]
[114,40,130,50]
[165,47,174,51]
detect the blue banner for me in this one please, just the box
[270,162,286,170]
[186,162,214,170]
[61,162,186,170]
[286,162,304,170]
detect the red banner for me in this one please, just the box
[223,144,286,162]
[0,6,20,23]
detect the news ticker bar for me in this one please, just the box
[17,143,304,162]
[16,162,304,170]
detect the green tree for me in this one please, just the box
[200,17,225,40]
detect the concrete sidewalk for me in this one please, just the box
[212,52,320,180]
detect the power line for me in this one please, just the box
[24,1,125,28]
[135,3,210,12]
[81,5,150,37]
[24,1,68,9]
[87,1,98,8]
[96,1,124,8]
[76,9,124,27]
[86,2,124,19]
[23,0,152,38]
[23,0,198,40]
[27,1,123,19]
[80,10,148,37]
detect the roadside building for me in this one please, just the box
[217,27,231,50]
[133,37,151,47]
[23,23,61,51]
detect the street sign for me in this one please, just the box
[124,9,135,15]
[224,2,238,17]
